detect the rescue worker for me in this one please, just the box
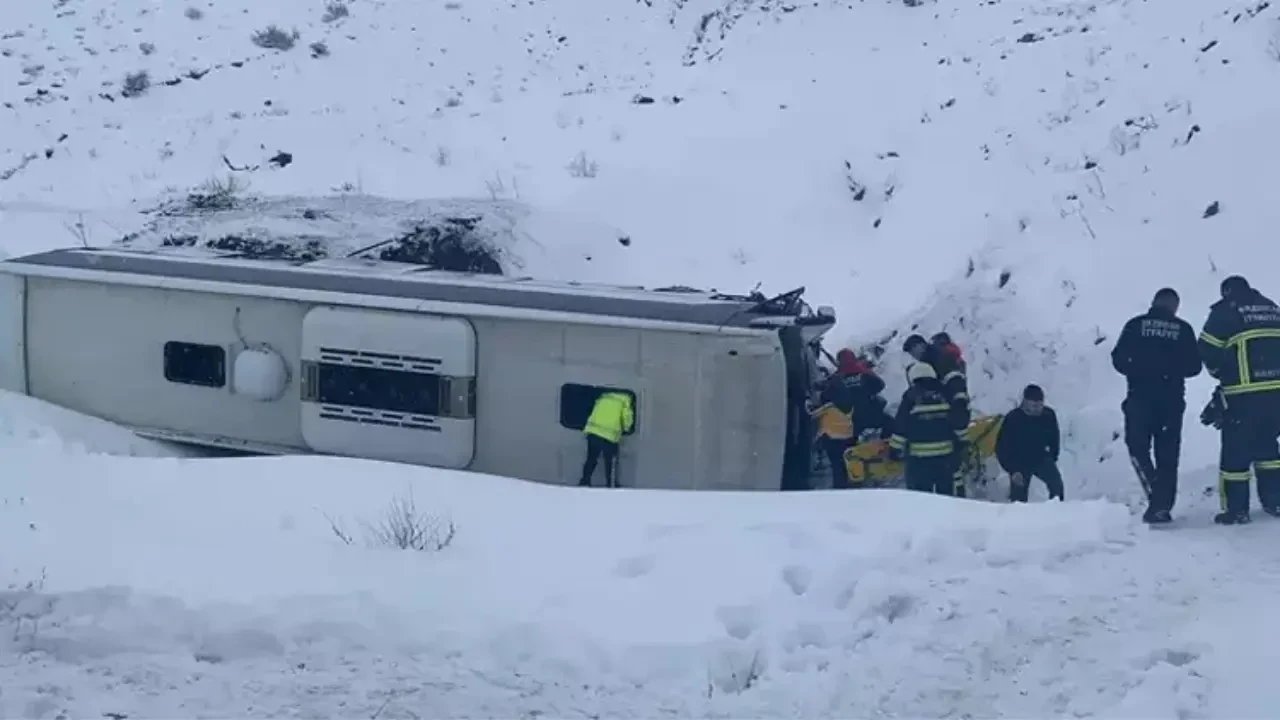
[579,390,635,488]
[809,348,886,487]
[930,331,973,494]
[906,333,971,494]
[1197,275,1280,525]
[931,332,967,373]
[1110,287,1203,524]
[995,384,1064,502]
[904,333,970,419]
[887,362,966,495]
[810,394,856,487]
[826,349,886,396]
[822,348,891,438]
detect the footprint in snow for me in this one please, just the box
[1138,646,1203,670]
[869,593,917,623]
[780,564,812,596]
[715,604,760,640]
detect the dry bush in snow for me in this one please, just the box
[122,70,150,98]
[706,647,765,697]
[252,25,300,51]
[325,492,456,552]
[186,175,249,211]
[2,566,49,644]
[567,151,599,178]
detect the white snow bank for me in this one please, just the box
[0,452,1227,717]
[0,390,195,458]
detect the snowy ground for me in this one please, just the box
[6,0,1280,714]
[0,399,1270,719]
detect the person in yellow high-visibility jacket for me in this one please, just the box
[579,391,635,488]
[811,401,855,487]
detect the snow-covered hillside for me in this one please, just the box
[6,0,1280,714]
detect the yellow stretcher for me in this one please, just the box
[843,413,1004,487]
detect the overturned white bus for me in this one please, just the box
[0,246,835,490]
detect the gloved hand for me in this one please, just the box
[1200,390,1225,429]
[888,447,904,462]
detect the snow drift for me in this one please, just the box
[0,448,1224,719]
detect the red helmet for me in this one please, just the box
[835,348,869,375]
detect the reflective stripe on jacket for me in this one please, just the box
[1199,291,1280,396]
[889,385,966,459]
[811,402,854,440]
[584,392,634,443]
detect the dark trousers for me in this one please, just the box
[1008,460,1064,502]
[905,455,956,496]
[580,434,619,487]
[1218,393,1280,514]
[1122,395,1184,514]
[952,441,973,499]
[821,436,853,487]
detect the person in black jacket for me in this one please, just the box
[810,349,888,487]
[903,334,971,423]
[995,384,1064,502]
[905,333,971,495]
[1111,287,1202,524]
[1198,275,1280,525]
[888,362,967,495]
[822,349,889,436]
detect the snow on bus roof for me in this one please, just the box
[1,246,808,329]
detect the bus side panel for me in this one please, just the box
[700,333,789,491]
[0,273,26,393]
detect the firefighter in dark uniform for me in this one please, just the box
[904,334,971,420]
[888,362,967,495]
[904,333,971,495]
[823,349,890,437]
[1197,275,1280,525]
[1110,287,1203,524]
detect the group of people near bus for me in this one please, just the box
[570,272,1280,522]
[803,273,1280,523]
[810,333,1064,502]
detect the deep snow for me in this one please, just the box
[0,405,1261,718]
[5,0,1280,714]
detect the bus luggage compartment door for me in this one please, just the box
[299,306,476,468]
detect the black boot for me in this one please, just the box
[1215,510,1252,525]
[1143,508,1173,524]
[1264,506,1280,518]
